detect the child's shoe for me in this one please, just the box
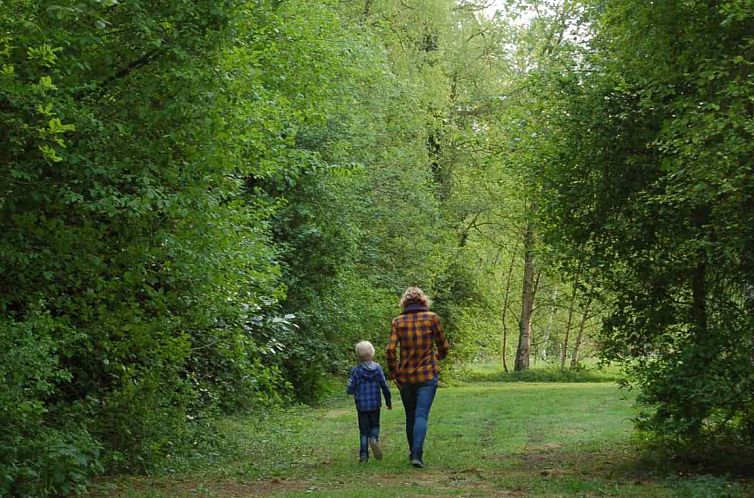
[359,452,368,463]
[369,437,383,460]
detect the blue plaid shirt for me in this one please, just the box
[347,361,392,412]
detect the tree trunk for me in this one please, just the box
[543,287,558,363]
[744,198,754,364]
[502,317,509,373]
[515,218,536,371]
[746,276,754,365]
[741,232,754,364]
[570,297,593,369]
[560,280,579,369]
[501,247,518,373]
[692,259,707,338]
[691,206,708,339]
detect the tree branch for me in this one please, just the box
[74,48,162,100]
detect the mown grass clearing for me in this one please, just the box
[85,383,751,497]
[460,361,625,383]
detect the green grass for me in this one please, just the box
[461,360,626,383]
[85,382,752,497]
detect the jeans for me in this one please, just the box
[399,376,439,459]
[357,409,380,458]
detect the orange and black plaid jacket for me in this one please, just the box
[386,307,450,384]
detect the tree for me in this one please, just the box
[539,0,754,449]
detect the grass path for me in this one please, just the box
[86,383,751,497]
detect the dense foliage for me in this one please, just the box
[0,0,468,494]
[4,0,750,494]
[535,0,754,449]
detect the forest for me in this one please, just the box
[1,0,753,496]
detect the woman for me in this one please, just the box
[386,286,450,468]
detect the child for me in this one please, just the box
[346,340,392,462]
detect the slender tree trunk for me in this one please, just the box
[515,218,536,371]
[531,270,542,366]
[502,318,509,373]
[746,277,754,364]
[688,257,707,436]
[685,207,709,436]
[501,248,518,373]
[543,287,557,362]
[570,297,593,369]
[691,207,708,339]
[742,240,754,364]
[744,195,754,364]
[692,259,707,338]
[560,280,579,369]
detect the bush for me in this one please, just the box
[0,312,102,497]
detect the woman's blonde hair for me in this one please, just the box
[399,286,431,309]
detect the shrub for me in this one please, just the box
[0,311,102,497]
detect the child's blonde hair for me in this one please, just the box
[355,340,375,359]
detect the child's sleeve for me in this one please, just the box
[346,367,357,395]
[378,366,392,407]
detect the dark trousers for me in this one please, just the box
[399,376,439,459]
[357,409,381,458]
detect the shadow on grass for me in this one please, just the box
[633,437,754,480]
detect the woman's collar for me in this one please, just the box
[402,303,429,314]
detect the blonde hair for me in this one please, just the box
[399,286,431,309]
[355,340,375,359]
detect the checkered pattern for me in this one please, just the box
[346,362,392,412]
[386,310,450,384]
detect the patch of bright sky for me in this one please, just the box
[483,0,538,26]
[483,0,590,48]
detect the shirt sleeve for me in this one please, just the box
[386,319,399,380]
[378,366,392,406]
[433,314,450,361]
[346,367,358,395]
